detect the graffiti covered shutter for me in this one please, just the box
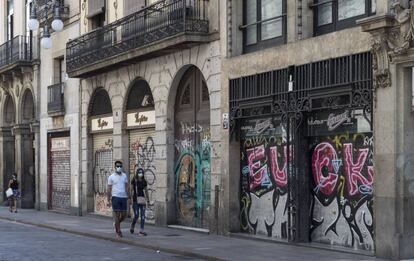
[50,137,71,213]
[129,129,156,222]
[93,133,113,216]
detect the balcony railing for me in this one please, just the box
[37,0,70,23]
[48,83,65,115]
[66,0,209,75]
[0,36,35,72]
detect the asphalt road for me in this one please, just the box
[0,219,202,261]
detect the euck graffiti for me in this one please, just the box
[310,133,374,251]
[240,119,290,239]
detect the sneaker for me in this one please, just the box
[139,231,147,236]
[130,228,134,234]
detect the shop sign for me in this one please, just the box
[127,110,155,128]
[51,137,70,151]
[241,118,283,137]
[308,110,352,131]
[91,116,113,132]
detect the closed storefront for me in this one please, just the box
[88,88,114,216]
[231,53,374,251]
[92,132,113,216]
[125,79,156,222]
[48,134,71,213]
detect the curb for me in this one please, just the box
[0,216,228,261]
[229,233,374,258]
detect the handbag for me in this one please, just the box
[137,196,146,205]
[6,188,13,198]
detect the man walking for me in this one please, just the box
[107,160,129,238]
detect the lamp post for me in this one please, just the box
[27,0,64,49]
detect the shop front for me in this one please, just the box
[231,52,374,251]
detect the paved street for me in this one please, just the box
[0,208,387,261]
[0,219,200,261]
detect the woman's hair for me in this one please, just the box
[135,168,146,180]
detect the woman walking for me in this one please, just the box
[8,173,20,213]
[130,168,150,236]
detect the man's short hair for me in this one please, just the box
[114,160,123,166]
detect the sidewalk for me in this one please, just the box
[0,208,385,261]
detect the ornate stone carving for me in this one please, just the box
[361,1,414,89]
[372,36,391,89]
[388,1,414,55]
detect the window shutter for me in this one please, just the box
[124,0,146,16]
[87,0,105,18]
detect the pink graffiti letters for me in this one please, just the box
[269,146,288,188]
[246,145,269,191]
[343,143,373,196]
[312,142,339,196]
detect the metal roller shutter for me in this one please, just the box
[93,133,113,216]
[50,137,71,213]
[129,128,156,223]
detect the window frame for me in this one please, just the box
[242,0,287,54]
[313,0,375,36]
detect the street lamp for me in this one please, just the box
[27,0,64,49]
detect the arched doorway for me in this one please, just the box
[1,94,16,203]
[125,79,156,222]
[174,66,211,228]
[18,89,36,208]
[89,88,114,216]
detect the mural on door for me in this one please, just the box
[240,118,290,238]
[174,66,211,228]
[310,133,374,251]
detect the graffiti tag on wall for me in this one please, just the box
[174,122,211,228]
[93,141,113,216]
[240,118,290,238]
[130,135,156,221]
[310,133,374,251]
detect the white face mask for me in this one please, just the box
[138,173,144,178]
[116,167,122,173]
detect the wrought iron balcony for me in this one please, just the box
[66,0,210,78]
[0,36,37,74]
[37,0,70,24]
[48,83,65,116]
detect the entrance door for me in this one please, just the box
[174,66,211,228]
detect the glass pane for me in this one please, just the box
[318,2,332,26]
[261,0,283,40]
[371,0,376,13]
[338,0,365,20]
[245,0,257,45]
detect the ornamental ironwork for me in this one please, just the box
[66,0,209,73]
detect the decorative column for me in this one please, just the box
[13,124,35,209]
[30,121,40,210]
[359,2,414,260]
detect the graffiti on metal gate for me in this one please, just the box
[174,124,211,228]
[240,118,290,238]
[310,133,374,251]
[130,136,156,221]
[93,140,113,215]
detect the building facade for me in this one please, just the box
[2,0,414,260]
[221,0,414,260]
[0,0,39,209]
[66,0,223,231]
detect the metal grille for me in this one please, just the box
[230,52,373,243]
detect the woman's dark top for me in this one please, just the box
[131,177,147,203]
[10,180,18,190]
